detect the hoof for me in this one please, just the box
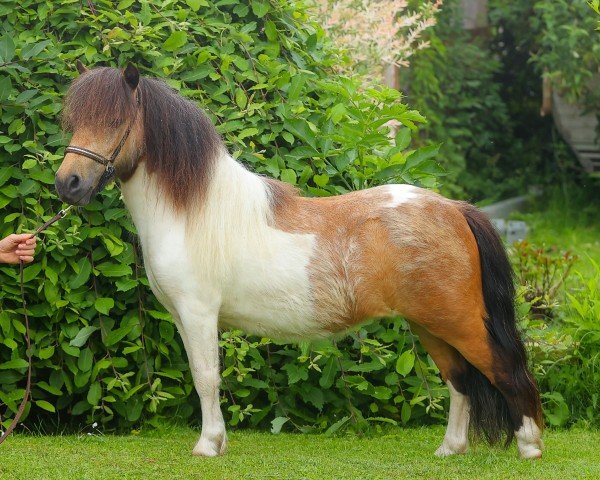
[435,440,467,457]
[519,445,542,460]
[516,416,543,460]
[192,431,227,457]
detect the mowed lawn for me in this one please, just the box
[1,426,598,479]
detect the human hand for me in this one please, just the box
[0,234,38,264]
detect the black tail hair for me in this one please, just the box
[459,204,543,446]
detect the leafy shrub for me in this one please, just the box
[220,320,446,433]
[531,0,600,110]
[512,241,577,318]
[0,0,442,432]
[525,259,600,427]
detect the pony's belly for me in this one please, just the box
[218,231,327,340]
[218,269,328,339]
[219,304,330,341]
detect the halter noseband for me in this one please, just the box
[64,89,141,192]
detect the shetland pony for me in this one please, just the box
[55,64,543,459]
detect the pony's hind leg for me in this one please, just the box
[410,323,470,457]
[426,315,543,459]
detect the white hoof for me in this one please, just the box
[519,445,543,460]
[192,431,227,457]
[516,416,543,460]
[435,439,467,457]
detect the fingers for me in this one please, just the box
[9,233,35,244]
[17,237,37,249]
[15,237,37,258]
[19,255,34,263]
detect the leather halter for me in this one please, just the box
[64,89,141,192]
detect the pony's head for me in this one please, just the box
[56,63,222,208]
[56,62,143,205]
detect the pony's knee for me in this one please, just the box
[196,372,221,397]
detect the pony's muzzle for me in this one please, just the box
[55,172,94,205]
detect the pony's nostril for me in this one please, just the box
[68,174,81,191]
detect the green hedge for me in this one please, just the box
[0,0,445,432]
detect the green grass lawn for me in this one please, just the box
[1,426,599,479]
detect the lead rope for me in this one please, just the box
[0,205,72,445]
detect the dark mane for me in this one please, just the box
[62,67,223,208]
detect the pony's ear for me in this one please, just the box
[123,63,139,90]
[76,60,88,75]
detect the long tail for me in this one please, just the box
[459,204,543,446]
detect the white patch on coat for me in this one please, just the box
[516,416,543,459]
[121,152,323,341]
[435,380,470,457]
[383,184,419,208]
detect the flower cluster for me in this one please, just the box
[316,0,443,71]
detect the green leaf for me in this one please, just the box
[123,345,141,355]
[87,382,102,406]
[404,144,441,171]
[287,74,306,101]
[283,119,316,148]
[304,388,324,409]
[319,356,338,389]
[20,40,51,60]
[38,346,55,360]
[126,398,143,422]
[35,400,56,413]
[313,174,329,187]
[282,363,308,384]
[0,359,29,370]
[251,1,270,18]
[159,321,174,342]
[0,35,16,63]
[280,169,297,184]
[270,416,288,434]
[235,88,247,109]
[163,31,188,51]
[395,128,411,150]
[238,127,259,140]
[71,400,90,416]
[69,258,92,289]
[396,350,415,376]
[264,20,277,41]
[78,347,94,372]
[372,386,392,400]
[36,381,62,396]
[95,297,115,315]
[70,326,99,348]
[96,262,133,278]
[401,401,411,423]
[22,159,37,169]
[104,324,134,347]
[185,0,208,11]
[325,416,350,435]
[329,103,346,123]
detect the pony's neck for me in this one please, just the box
[121,151,274,277]
[195,151,274,240]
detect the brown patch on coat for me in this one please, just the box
[264,180,490,368]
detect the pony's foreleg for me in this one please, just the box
[410,323,470,457]
[176,303,227,457]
